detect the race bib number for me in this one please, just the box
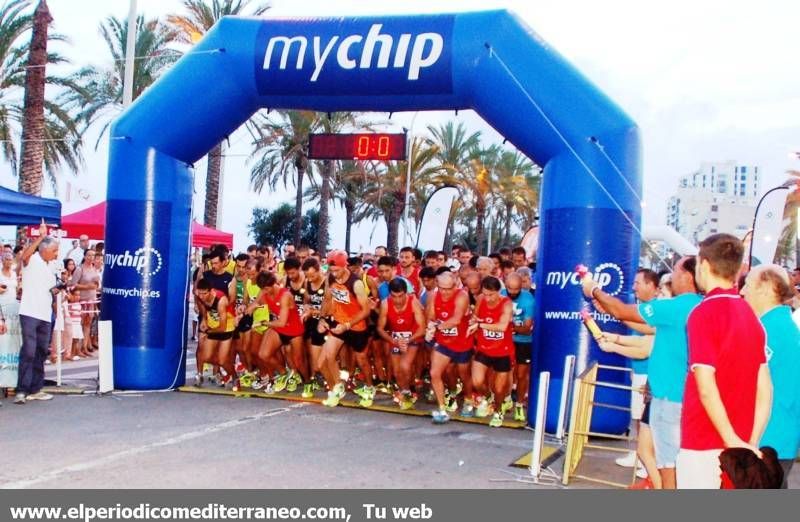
[331,287,351,304]
[482,329,505,340]
[392,331,412,340]
[440,327,458,337]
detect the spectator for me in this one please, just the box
[677,234,772,489]
[15,222,59,404]
[741,264,800,488]
[0,252,19,306]
[66,234,90,265]
[70,250,100,357]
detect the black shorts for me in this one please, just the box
[474,352,512,372]
[514,341,531,365]
[304,318,327,346]
[329,320,370,353]
[278,332,302,346]
[207,331,234,341]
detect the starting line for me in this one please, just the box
[177,385,528,429]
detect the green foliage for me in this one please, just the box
[249,203,325,252]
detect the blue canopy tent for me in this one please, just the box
[0,185,61,226]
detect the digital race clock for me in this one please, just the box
[308,133,407,161]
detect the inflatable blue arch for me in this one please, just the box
[103,10,641,433]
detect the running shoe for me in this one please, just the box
[628,478,654,490]
[27,391,53,401]
[311,380,322,392]
[425,389,436,403]
[445,394,458,413]
[489,412,504,428]
[239,372,255,388]
[399,391,415,411]
[475,398,492,418]
[460,401,475,418]
[286,371,299,392]
[301,383,314,399]
[375,382,392,395]
[354,385,374,400]
[333,381,346,399]
[513,404,526,422]
[251,376,271,391]
[231,379,240,393]
[615,451,637,468]
[322,390,341,407]
[273,372,289,392]
[501,396,513,416]
[431,409,450,424]
[453,381,463,396]
[194,373,204,387]
[217,374,232,388]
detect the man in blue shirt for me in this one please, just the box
[502,273,534,422]
[742,264,800,488]
[583,256,701,489]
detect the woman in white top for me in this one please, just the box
[0,251,18,306]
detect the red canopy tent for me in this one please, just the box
[57,201,233,248]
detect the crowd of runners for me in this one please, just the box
[190,244,536,427]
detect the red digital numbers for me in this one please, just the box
[309,133,407,161]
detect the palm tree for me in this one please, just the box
[356,137,440,254]
[63,15,180,147]
[493,150,540,245]
[1,0,83,189]
[167,0,270,229]
[249,110,319,246]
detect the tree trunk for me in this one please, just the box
[293,167,305,246]
[344,199,355,254]
[16,0,52,246]
[317,160,333,253]
[475,197,486,256]
[204,141,223,228]
[504,203,513,245]
[386,211,399,256]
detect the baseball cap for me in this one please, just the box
[326,250,348,268]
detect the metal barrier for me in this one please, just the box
[562,363,641,488]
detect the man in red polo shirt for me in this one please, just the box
[677,233,772,489]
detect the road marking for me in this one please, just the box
[0,406,298,489]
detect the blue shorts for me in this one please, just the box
[433,343,473,364]
[650,397,682,469]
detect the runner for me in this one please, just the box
[284,257,313,397]
[397,247,422,295]
[194,278,237,389]
[230,254,250,380]
[242,258,273,388]
[317,251,372,408]
[471,276,515,427]
[252,271,308,394]
[376,278,427,410]
[301,257,327,394]
[426,271,474,424]
[502,273,534,422]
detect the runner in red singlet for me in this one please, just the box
[471,276,514,427]
[376,278,427,410]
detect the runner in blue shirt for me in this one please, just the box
[502,273,534,422]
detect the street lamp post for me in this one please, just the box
[122,0,137,107]
[403,112,419,247]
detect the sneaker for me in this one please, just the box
[286,371,299,392]
[636,466,648,479]
[375,382,392,395]
[231,379,240,393]
[399,391,415,411]
[322,390,341,407]
[354,385,373,400]
[239,372,255,388]
[445,394,458,412]
[333,382,346,399]
[425,389,436,403]
[628,477,654,490]
[217,374,232,388]
[475,398,492,418]
[501,396,513,416]
[431,409,450,424]
[301,383,314,399]
[513,404,526,422]
[489,412,504,428]
[615,451,638,468]
[251,377,271,391]
[460,401,475,418]
[194,373,204,387]
[273,372,289,392]
[311,381,322,392]
[14,393,26,404]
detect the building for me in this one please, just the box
[667,161,759,244]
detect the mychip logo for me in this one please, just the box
[105,247,163,277]
[544,262,625,296]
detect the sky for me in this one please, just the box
[1,0,799,251]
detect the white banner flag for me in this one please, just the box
[416,186,460,252]
[750,186,791,266]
